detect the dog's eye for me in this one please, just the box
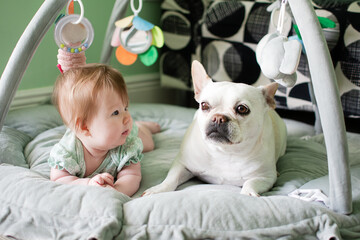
[236,104,250,115]
[201,102,210,111]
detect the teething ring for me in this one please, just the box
[54,14,94,53]
[130,0,143,16]
[66,0,84,24]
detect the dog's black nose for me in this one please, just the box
[212,114,228,124]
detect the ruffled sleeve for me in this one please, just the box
[48,128,85,177]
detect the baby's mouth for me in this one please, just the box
[122,129,129,136]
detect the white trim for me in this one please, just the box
[11,86,54,110]
[10,73,161,110]
[125,72,160,83]
[126,73,160,93]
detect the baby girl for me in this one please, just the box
[48,62,160,197]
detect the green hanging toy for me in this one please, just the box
[111,0,164,66]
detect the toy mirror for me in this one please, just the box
[54,0,94,53]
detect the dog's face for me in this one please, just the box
[192,61,278,146]
[196,82,269,145]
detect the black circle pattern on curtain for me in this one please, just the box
[205,0,245,38]
[244,3,272,43]
[160,0,360,118]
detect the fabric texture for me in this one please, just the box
[48,126,143,178]
[0,103,359,239]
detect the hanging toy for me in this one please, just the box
[111,0,164,66]
[54,0,94,72]
[256,0,302,88]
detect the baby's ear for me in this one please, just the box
[75,118,91,136]
[261,82,278,109]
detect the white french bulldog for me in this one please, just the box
[143,60,287,196]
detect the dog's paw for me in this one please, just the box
[141,183,173,197]
[240,187,260,197]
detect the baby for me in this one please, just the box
[48,63,160,197]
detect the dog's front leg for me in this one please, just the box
[142,160,194,196]
[240,176,277,197]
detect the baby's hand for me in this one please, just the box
[89,173,114,187]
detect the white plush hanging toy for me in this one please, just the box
[256,0,302,88]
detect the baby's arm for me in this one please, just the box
[50,167,114,187]
[113,162,142,197]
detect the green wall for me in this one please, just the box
[0,0,161,91]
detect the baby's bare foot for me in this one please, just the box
[137,121,161,134]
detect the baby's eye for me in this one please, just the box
[112,110,119,116]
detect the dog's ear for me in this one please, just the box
[191,60,212,102]
[262,82,278,109]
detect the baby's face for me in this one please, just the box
[85,88,132,151]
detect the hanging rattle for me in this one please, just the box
[54,0,94,73]
[111,0,164,66]
[256,0,302,88]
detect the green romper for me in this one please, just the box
[48,124,143,178]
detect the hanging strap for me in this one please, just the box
[277,0,288,35]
